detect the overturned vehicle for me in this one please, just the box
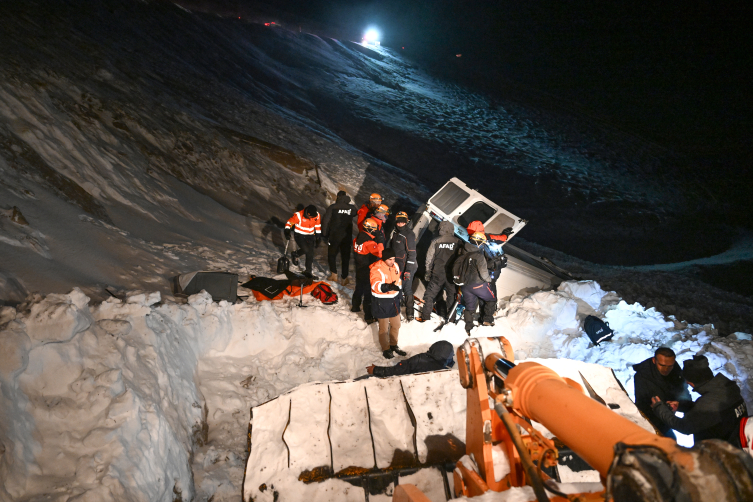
[411,178,573,302]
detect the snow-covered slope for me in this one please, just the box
[1,1,753,501]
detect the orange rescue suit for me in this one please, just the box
[369,259,402,298]
[285,210,321,236]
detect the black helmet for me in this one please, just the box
[304,205,318,218]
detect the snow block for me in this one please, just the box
[24,289,92,344]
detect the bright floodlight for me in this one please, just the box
[363,28,380,44]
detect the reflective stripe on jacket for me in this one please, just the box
[285,210,321,235]
[369,260,402,298]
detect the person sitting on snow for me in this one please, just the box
[367,341,455,377]
[632,347,692,439]
[651,354,748,446]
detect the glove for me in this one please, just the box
[284,228,292,240]
[373,231,385,244]
[403,272,411,280]
[502,227,514,237]
[380,283,402,293]
[425,274,432,283]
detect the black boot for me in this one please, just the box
[383,349,394,359]
[463,310,475,335]
[390,345,407,356]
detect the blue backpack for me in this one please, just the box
[583,315,614,346]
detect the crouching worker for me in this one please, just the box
[284,205,321,277]
[370,248,407,359]
[367,341,454,377]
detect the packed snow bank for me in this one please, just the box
[1,280,751,501]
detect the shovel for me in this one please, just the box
[277,240,291,274]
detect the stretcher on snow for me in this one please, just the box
[242,346,650,502]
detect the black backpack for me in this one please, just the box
[583,315,614,346]
[451,248,478,286]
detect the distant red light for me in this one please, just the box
[456,54,462,57]
[264,23,270,26]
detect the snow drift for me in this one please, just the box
[1,280,750,501]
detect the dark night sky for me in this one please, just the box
[252,0,752,163]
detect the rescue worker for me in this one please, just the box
[388,211,417,320]
[369,248,406,359]
[465,221,511,325]
[357,193,383,231]
[417,221,459,322]
[632,347,692,439]
[465,220,514,246]
[458,232,496,335]
[367,341,454,376]
[352,217,384,322]
[652,355,748,447]
[284,204,321,277]
[321,190,357,285]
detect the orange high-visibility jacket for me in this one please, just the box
[369,259,402,298]
[285,210,321,236]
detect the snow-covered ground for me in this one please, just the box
[2,280,751,501]
[1,1,753,501]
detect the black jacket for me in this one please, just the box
[633,357,692,434]
[425,221,460,280]
[373,341,455,377]
[389,223,417,277]
[322,193,357,240]
[653,373,747,446]
[482,244,507,281]
[459,242,492,285]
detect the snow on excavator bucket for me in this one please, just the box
[242,338,651,501]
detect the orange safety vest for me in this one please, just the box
[285,210,321,236]
[369,259,402,298]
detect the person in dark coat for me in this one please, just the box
[367,341,455,377]
[632,347,692,439]
[321,191,358,285]
[652,354,748,446]
[389,211,418,320]
[417,221,460,322]
[459,232,495,335]
[478,241,507,326]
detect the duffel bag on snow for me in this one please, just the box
[583,315,614,346]
[311,283,338,305]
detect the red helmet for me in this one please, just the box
[466,220,485,234]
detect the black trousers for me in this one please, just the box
[327,234,352,278]
[421,275,455,319]
[478,277,498,322]
[352,266,373,320]
[401,274,415,317]
[292,233,315,273]
[461,283,496,330]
